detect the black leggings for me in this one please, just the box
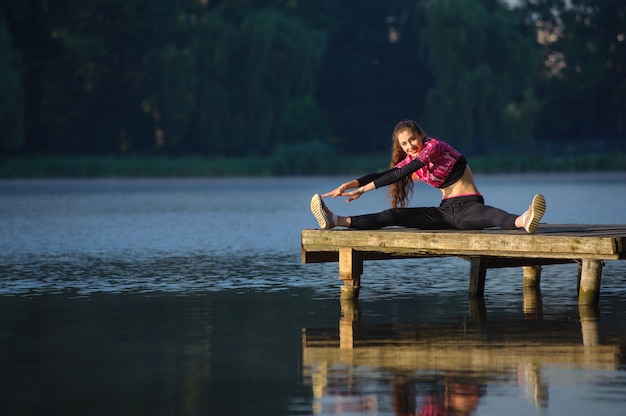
[349,195,518,230]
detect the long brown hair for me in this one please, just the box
[388,119,425,208]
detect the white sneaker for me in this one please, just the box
[310,194,334,230]
[521,194,546,233]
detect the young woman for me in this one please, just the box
[310,119,546,233]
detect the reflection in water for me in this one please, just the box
[394,376,485,416]
[302,292,625,415]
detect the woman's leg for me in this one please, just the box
[311,194,452,230]
[349,207,453,230]
[312,193,546,232]
[311,194,454,230]
[452,194,546,232]
[454,202,519,230]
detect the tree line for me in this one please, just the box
[0,0,624,159]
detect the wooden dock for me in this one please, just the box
[301,224,626,305]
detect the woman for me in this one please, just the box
[310,119,546,233]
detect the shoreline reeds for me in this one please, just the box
[1,152,624,179]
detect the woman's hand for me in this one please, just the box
[342,188,365,203]
[321,180,373,203]
[321,183,347,199]
[321,180,360,199]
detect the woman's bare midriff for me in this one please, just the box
[440,165,481,199]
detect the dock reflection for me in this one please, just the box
[301,291,624,415]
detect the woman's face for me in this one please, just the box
[396,129,422,157]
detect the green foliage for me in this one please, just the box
[522,0,626,141]
[2,150,624,178]
[0,8,24,152]
[504,88,544,145]
[142,44,196,149]
[275,95,329,145]
[0,0,624,164]
[314,0,432,153]
[421,0,541,151]
[470,151,626,173]
[181,7,327,156]
[270,140,338,174]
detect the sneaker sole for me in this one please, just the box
[310,194,330,230]
[525,194,546,233]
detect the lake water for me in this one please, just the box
[1,173,626,415]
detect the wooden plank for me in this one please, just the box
[302,228,624,257]
[537,224,626,234]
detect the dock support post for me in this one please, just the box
[578,259,603,305]
[522,265,542,288]
[339,248,363,300]
[468,257,487,297]
[522,266,542,318]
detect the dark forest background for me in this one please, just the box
[1,0,625,172]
